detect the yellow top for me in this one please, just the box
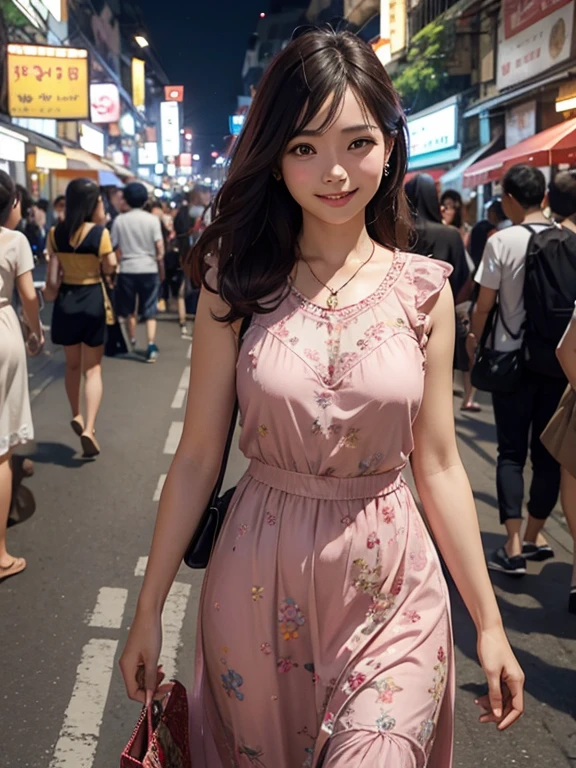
[48,223,113,285]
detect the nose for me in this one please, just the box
[321,160,348,185]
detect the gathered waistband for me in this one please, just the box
[247,458,405,500]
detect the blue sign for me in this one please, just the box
[229,114,245,136]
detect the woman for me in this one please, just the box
[120,30,524,766]
[406,175,479,412]
[0,172,43,582]
[440,189,470,246]
[44,178,117,458]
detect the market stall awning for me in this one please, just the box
[440,136,503,193]
[404,169,446,184]
[463,118,576,187]
[62,146,124,187]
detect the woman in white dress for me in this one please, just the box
[0,172,44,582]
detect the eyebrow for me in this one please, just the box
[294,123,379,137]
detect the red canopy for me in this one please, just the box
[404,168,446,184]
[463,117,576,187]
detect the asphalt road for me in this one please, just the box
[1,309,575,768]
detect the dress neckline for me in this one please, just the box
[288,248,406,320]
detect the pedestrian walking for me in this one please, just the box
[0,171,43,582]
[540,170,576,613]
[440,189,470,246]
[470,164,567,575]
[405,174,478,411]
[120,29,524,768]
[44,178,117,458]
[111,183,165,362]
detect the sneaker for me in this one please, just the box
[487,547,526,576]
[130,337,137,349]
[180,324,188,338]
[146,343,159,364]
[522,542,555,561]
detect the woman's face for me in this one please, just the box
[441,198,458,226]
[281,87,388,227]
[4,197,21,230]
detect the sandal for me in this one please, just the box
[71,417,84,437]
[81,432,101,458]
[460,402,482,413]
[0,557,26,582]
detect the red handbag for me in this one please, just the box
[120,681,191,768]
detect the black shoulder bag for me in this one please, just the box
[471,301,524,393]
[184,314,252,569]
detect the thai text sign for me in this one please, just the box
[498,0,574,89]
[7,44,89,120]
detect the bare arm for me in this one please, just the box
[16,271,42,340]
[470,285,497,343]
[412,284,501,631]
[155,239,165,282]
[411,283,524,728]
[138,288,239,615]
[43,248,62,303]
[556,308,576,388]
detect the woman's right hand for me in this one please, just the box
[119,605,167,705]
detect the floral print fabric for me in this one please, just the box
[191,253,455,768]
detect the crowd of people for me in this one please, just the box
[1,31,576,763]
[0,174,212,579]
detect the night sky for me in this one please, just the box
[138,0,270,158]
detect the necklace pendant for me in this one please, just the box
[326,293,339,310]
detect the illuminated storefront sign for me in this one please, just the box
[80,123,105,156]
[138,142,159,165]
[229,114,245,135]
[7,44,89,120]
[90,83,120,124]
[132,58,146,111]
[407,98,461,170]
[164,85,184,102]
[160,101,180,157]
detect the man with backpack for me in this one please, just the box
[469,164,574,575]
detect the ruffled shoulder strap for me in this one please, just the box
[403,253,453,309]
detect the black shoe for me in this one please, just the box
[487,547,526,576]
[569,587,576,615]
[522,542,555,561]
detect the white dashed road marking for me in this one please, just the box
[187,343,191,359]
[88,587,128,630]
[134,556,148,577]
[163,422,183,454]
[153,474,166,502]
[49,638,117,768]
[171,367,190,409]
[161,581,192,681]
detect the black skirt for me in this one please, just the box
[51,283,106,348]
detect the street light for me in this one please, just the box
[135,35,149,48]
[192,154,200,161]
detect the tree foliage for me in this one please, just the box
[392,21,454,110]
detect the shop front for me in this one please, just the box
[0,124,28,185]
[462,116,576,188]
[407,96,462,177]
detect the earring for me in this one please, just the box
[272,170,282,181]
[384,162,390,177]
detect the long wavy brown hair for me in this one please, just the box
[190,28,411,323]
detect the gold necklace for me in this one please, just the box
[298,240,376,309]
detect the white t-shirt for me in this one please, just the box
[0,228,34,309]
[111,209,163,275]
[475,222,549,351]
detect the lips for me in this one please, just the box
[315,189,358,207]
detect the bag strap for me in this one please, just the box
[208,315,253,508]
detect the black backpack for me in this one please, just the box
[523,223,576,377]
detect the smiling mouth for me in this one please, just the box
[316,189,358,200]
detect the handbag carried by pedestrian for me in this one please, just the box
[184,314,252,569]
[471,301,524,393]
[120,681,191,768]
[540,384,576,477]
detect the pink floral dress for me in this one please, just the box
[190,251,455,768]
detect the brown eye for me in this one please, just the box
[291,144,315,157]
